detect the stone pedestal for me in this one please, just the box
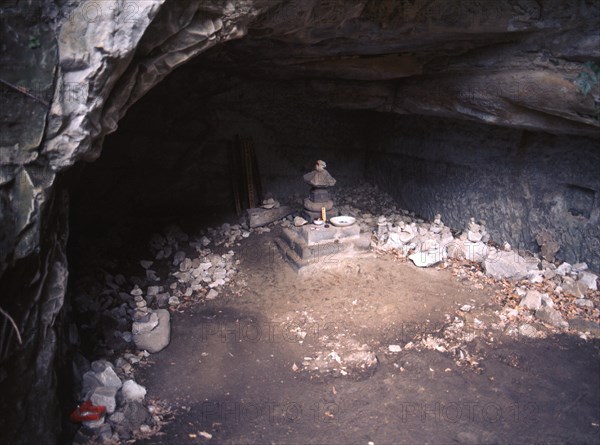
[275,223,372,273]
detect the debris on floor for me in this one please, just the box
[67,181,599,443]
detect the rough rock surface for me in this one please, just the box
[483,251,529,280]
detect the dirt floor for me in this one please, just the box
[134,229,600,445]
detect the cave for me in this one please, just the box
[1,1,600,444]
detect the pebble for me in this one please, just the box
[206,289,219,300]
[140,260,153,269]
[173,251,186,266]
[168,296,180,306]
[518,324,538,338]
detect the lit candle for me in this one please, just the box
[321,207,326,222]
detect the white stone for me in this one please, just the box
[146,286,161,296]
[483,250,528,280]
[463,241,489,263]
[168,296,180,306]
[90,386,118,414]
[179,258,192,272]
[388,345,402,352]
[519,290,542,311]
[556,262,572,276]
[578,271,598,291]
[140,260,153,269]
[575,299,594,308]
[209,278,226,288]
[409,250,441,267]
[95,365,122,389]
[572,262,588,272]
[467,230,483,242]
[120,380,146,402]
[518,324,538,338]
[206,289,219,300]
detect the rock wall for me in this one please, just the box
[366,115,600,270]
[0,1,267,443]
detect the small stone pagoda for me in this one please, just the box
[302,160,338,222]
[275,160,372,273]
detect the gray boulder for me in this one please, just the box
[483,250,528,280]
[90,386,118,414]
[519,290,542,311]
[133,309,171,353]
[535,306,569,329]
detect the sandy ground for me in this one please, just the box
[134,229,600,445]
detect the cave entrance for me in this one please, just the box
[62,23,600,445]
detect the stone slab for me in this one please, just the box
[299,224,360,245]
[247,206,293,228]
[278,228,372,272]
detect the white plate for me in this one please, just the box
[330,216,356,227]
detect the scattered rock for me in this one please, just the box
[568,318,600,337]
[556,262,572,276]
[140,260,153,269]
[120,380,146,402]
[519,290,542,311]
[535,306,569,329]
[562,277,586,298]
[575,299,594,308]
[483,250,528,280]
[535,230,560,262]
[93,363,122,389]
[578,271,598,291]
[409,250,441,267]
[518,324,539,338]
[116,401,152,436]
[90,386,118,414]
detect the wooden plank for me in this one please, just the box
[244,138,256,208]
[249,140,263,204]
[229,140,242,216]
